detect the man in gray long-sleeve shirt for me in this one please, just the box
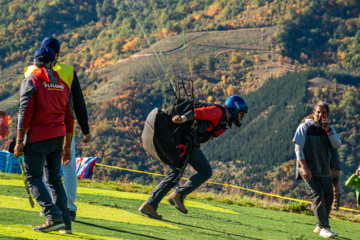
[293,101,341,238]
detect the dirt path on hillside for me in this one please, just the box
[117,43,273,64]
[117,53,154,64]
[117,29,274,65]
[117,33,206,64]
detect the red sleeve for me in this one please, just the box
[194,105,224,126]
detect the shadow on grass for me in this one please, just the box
[75,220,166,240]
[293,221,314,226]
[163,219,262,240]
[186,211,290,235]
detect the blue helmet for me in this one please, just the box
[225,95,248,127]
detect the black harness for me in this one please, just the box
[142,99,229,173]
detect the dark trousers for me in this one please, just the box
[23,136,71,226]
[147,148,212,209]
[303,175,333,229]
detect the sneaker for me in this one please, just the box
[33,219,65,233]
[314,226,321,233]
[70,211,76,221]
[59,225,72,234]
[138,202,162,220]
[166,192,188,214]
[319,228,337,238]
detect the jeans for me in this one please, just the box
[23,136,71,226]
[303,175,333,229]
[62,136,78,212]
[147,148,212,209]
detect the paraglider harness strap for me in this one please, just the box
[174,120,198,182]
[174,78,197,182]
[173,104,230,182]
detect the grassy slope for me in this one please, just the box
[83,27,280,103]
[0,173,359,240]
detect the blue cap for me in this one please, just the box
[34,47,55,62]
[41,37,60,53]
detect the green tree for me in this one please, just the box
[207,55,216,73]
[339,88,359,118]
[190,59,204,75]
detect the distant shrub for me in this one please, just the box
[214,70,222,79]
[282,201,310,214]
[229,52,243,64]
[215,24,226,31]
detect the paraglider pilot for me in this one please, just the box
[139,96,248,219]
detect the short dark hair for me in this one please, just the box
[313,101,330,115]
[34,60,52,69]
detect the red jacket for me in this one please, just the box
[18,68,74,143]
[194,105,226,137]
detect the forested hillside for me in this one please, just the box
[0,0,360,209]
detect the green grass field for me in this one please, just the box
[0,173,359,240]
